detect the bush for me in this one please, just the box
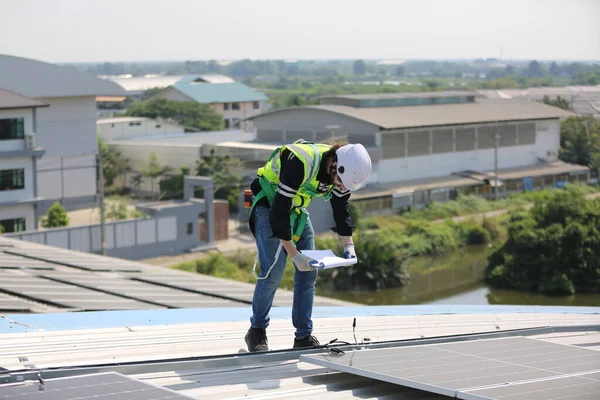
[485,188,600,295]
[40,202,69,228]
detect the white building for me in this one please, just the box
[0,54,127,218]
[0,89,47,233]
[97,117,199,141]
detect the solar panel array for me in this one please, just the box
[36,270,240,308]
[0,252,55,270]
[0,371,194,399]
[135,272,296,306]
[4,248,142,272]
[0,270,163,311]
[301,336,600,400]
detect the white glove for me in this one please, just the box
[343,244,356,259]
[292,252,322,272]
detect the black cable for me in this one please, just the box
[353,317,357,345]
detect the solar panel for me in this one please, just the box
[4,248,142,272]
[0,270,164,311]
[0,293,54,313]
[0,371,195,399]
[134,271,296,306]
[36,270,241,308]
[0,252,56,270]
[301,337,600,400]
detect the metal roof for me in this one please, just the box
[176,74,236,84]
[1,305,598,399]
[249,99,575,130]
[320,90,481,100]
[0,54,127,98]
[101,75,184,92]
[171,82,268,104]
[352,161,590,200]
[0,88,48,109]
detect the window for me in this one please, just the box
[155,124,162,128]
[0,218,26,233]
[232,102,240,110]
[0,169,25,191]
[224,103,231,111]
[224,119,230,129]
[186,222,193,235]
[253,101,260,110]
[0,118,25,140]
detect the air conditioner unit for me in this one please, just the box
[25,133,36,149]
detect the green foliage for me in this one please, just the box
[159,166,190,200]
[140,87,164,101]
[316,230,409,291]
[140,152,171,195]
[485,187,600,295]
[196,147,245,194]
[103,196,144,221]
[559,116,600,171]
[41,202,69,228]
[125,98,224,131]
[98,135,129,187]
[542,95,570,111]
[348,201,362,229]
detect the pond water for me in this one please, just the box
[320,245,600,307]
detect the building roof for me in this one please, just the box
[176,74,236,84]
[100,75,184,93]
[0,88,48,109]
[250,99,576,130]
[171,81,268,104]
[96,95,127,102]
[320,90,481,101]
[477,86,600,118]
[97,116,153,124]
[0,54,127,98]
[352,161,590,200]
[106,130,255,147]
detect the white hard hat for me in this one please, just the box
[335,144,372,191]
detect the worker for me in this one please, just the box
[245,138,372,352]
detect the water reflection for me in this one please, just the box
[319,245,600,307]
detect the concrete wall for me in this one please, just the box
[36,96,98,209]
[97,120,187,141]
[5,213,202,260]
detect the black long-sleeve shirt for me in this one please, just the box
[251,149,353,241]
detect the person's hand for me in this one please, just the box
[343,244,356,259]
[292,252,322,271]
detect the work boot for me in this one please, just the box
[245,327,269,352]
[293,334,320,349]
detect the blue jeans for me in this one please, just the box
[250,206,317,339]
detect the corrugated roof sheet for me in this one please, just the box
[106,130,255,147]
[320,90,481,100]
[250,99,575,130]
[0,88,48,109]
[172,82,268,104]
[1,307,599,399]
[0,54,127,98]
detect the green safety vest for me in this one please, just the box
[250,140,334,244]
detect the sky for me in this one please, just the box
[2,0,599,63]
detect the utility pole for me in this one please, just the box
[494,130,500,201]
[97,153,106,255]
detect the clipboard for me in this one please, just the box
[300,249,358,269]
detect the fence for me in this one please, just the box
[5,215,201,260]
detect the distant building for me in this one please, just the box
[227,90,588,222]
[146,74,268,131]
[97,117,199,141]
[477,86,600,119]
[0,89,47,232]
[0,54,127,217]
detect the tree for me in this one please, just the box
[140,87,164,101]
[504,65,515,75]
[140,152,172,197]
[558,116,600,170]
[527,60,545,77]
[125,99,223,131]
[542,95,570,111]
[485,187,600,295]
[40,202,69,228]
[98,135,129,187]
[353,60,366,75]
[395,66,405,77]
[195,148,244,195]
[159,166,191,200]
[549,62,562,76]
